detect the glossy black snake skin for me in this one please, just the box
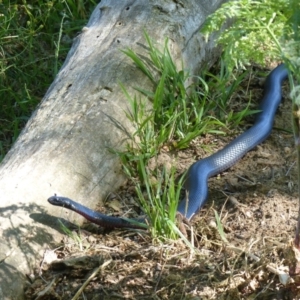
[48,64,288,229]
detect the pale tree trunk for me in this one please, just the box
[0,0,226,298]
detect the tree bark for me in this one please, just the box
[0,0,227,297]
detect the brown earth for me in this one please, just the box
[25,68,300,299]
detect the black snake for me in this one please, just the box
[48,64,288,229]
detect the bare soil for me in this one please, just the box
[25,68,300,299]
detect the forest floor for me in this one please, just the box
[25,68,300,299]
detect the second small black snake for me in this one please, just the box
[48,64,288,229]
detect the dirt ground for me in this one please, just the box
[25,68,300,299]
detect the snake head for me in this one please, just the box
[47,194,68,206]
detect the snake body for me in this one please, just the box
[48,64,288,228]
[48,195,146,229]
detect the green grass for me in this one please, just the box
[116,32,256,240]
[0,0,96,161]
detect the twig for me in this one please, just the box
[71,259,112,300]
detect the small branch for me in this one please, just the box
[71,259,112,300]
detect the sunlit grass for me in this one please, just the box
[0,0,96,160]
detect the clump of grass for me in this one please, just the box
[133,159,182,239]
[122,33,227,154]
[199,60,259,127]
[117,32,254,240]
